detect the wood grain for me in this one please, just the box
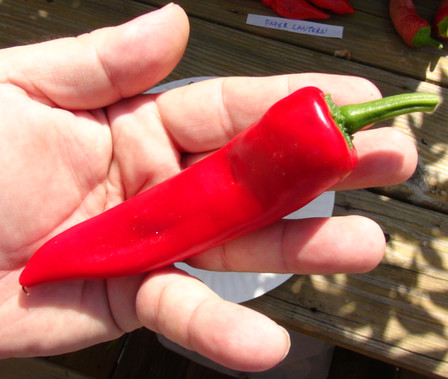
[140,0,448,86]
[0,357,92,379]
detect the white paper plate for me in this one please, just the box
[146,77,335,303]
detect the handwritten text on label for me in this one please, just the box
[246,14,343,39]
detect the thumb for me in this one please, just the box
[0,4,189,109]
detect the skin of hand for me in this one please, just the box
[0,3,417,372]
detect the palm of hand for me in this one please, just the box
[1,85,112,264]
[0,81,174,355]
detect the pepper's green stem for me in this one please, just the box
[412,26,443,49]
[326,92,439,147]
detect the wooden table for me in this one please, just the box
[0,0,447,378]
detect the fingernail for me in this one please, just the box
[280,326,291,360]
[161,3,176,10]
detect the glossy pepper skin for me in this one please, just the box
[19,87,439,288]
[389,0,442,48]
[435,0,448,39]
[307,0,354,15]
[262,0,330,20]
[262,0,353,19]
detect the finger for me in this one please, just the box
[154,73,382,152]
[136,267,290,372]
[185,215,385,275]
[0,4,189,109]
[334,127,418,190]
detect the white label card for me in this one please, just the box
[246,14,344,39]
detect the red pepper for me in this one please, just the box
[389,0,443,48]
[307,0,354,15]
[262,0,330,20]
[19,87,438,288]
[435,0,448,39]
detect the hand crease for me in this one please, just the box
[105,281,128,335]
[186,296,215,352]
[90,38,123,102]
[219,78,238,142]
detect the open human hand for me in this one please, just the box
[0,4,417,372]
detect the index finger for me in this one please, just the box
[154,73,382,153]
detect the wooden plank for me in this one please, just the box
[328,347,399,379]
[0,0,153,47]
[328,347,434,379]
[0,357,93,379]
[247,189,448,378]
[138,0,448,86]
[110,328,232,379]
[111,328,191,378]
[46,338,126,379]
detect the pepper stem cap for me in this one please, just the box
[326,92,439,147]
[412,26,443,49]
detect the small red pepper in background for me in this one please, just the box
[19,87,439,288]
[390,0,443,48]
[434,0,448,39]
[307,0,354,15]
[262,0,330,20]
[261,0,354,19]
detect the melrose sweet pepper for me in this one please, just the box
[19,87,439,289]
